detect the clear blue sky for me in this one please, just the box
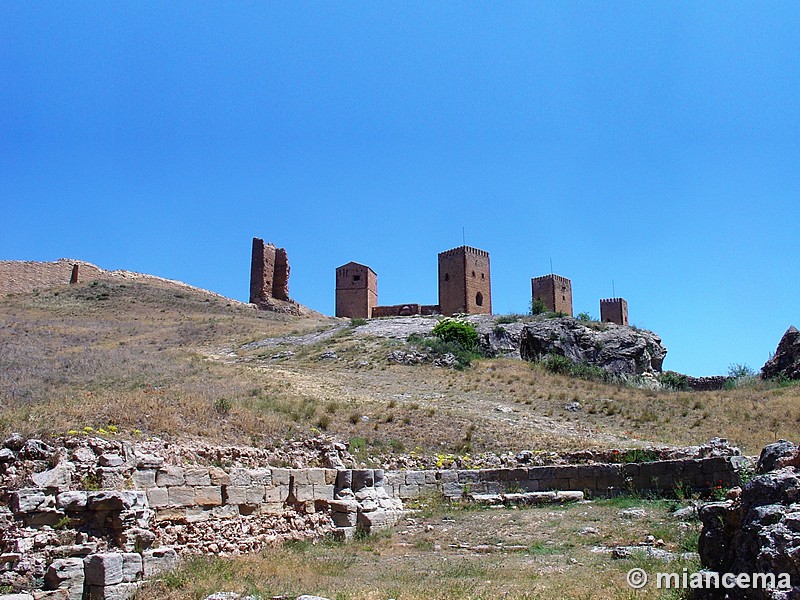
[2,3,798,376]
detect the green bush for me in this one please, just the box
[727,363,755,378]
[432,318,479,349]
[530,297,547,315]
[658,371,689,391]
[542,354,574,375]
[539,354,611,382]
[576,312,592,322]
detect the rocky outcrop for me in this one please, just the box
[697,440,800,599]
[519,317,667,376]
[762,326,800,381]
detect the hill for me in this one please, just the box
[1,273,798,457]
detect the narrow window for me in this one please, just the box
[476,292,483,306]
[353,275,361,282]
[472,271,476,277]
[444,273,450,281]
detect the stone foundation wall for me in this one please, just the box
[385,456,741,501]
[1,439,745,600]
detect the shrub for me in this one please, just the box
[530,297,548,315]
[659,371,689,391]
[727,363,755,379]
[539,354,610,382]
[495,314,524,324]
[213,397,232,415]
[349,318,367,327]
[577,312,592,322]
[541,354,574,375]
[432,318,479,349]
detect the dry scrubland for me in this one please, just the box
[0,279,796,456]
[0,280,798,456]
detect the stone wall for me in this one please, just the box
[0,260,108,296]
[384,456,741,501]
[371,304,440,318]
[685,375,731,391]
[0,435,746,599]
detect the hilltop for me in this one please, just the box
[0,268,797,458]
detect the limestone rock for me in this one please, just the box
[757,440,799,474]
[83,554,123,587]
[44,558,84,600]
[519,317,666,376]
[141,548,177,578]
[762,326,800,380]
[10,489,55,514]
[31,464,74,492]
[697,440,800,599]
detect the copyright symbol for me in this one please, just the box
[627,567,648,589]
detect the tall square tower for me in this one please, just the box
[438,246,492,316]
[600,297,629,326]
[531,274,573,316]
[335,262,377,319]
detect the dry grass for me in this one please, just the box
[1,281,798,455]
[139,495,698,599]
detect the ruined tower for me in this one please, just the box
[531,274,573,316]
[335,262,377,319]
[437,246,492,316]
[600,297,629,326]
[250,237,290,306]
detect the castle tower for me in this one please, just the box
[531,274,573,316]
[335,262,377,319]
[250,237,290,305]
[437,246,492,316]
[600,297,628,326]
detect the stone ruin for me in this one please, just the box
[335,245,492,319]
[249,237,303,315]
[0,433,747,599]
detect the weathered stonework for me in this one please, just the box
[371,304,440,318]
[0,434,748,600]
[600,297,628,326]
[438,246,492,316]
[249,237,290,305]
[0,260,107,296]
[532,273,573,316]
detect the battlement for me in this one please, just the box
[533,273,571,285]
[438,245,490,259]
[600,297,626,305]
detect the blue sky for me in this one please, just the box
[2,3,798,376]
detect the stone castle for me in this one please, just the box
[333,245,492,319]
[1,237,629,326]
